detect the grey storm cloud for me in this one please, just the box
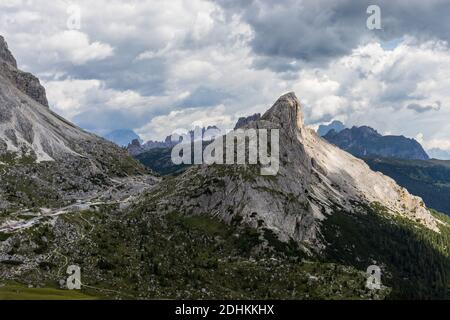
[214,0,450,70]
[177,87,233,108]
[407,102,441,113]
[65,53,169,96]
[2,0,450,147]
[73,109,145,134]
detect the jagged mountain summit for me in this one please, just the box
[0,36,150,211]
[0,36,48,108]
[128,125,220,156]
[151,93,439,250]
[323,125,429,160]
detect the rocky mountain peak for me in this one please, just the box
[158,92,439,251]
[0,36,17,68]
[261,92,305,136]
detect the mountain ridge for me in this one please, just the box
[0,35,151,212]
[323,125,429,160]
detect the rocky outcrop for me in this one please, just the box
[0,36,48,107]
[1,65,49,107]
[0,35,88,161]
[127,139,144,156]
[0,36,17,67]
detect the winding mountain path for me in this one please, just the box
[0,175,159,233]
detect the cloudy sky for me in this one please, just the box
[1,0,450,152]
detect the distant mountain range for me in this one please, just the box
[128,115,265,173]
[318,122,450,161]
[103,129,142,147]
[428,148,450,160]
[317,120,346,137]
[317,123,450,214]
[128,126,219,156]
[323,126,429,160]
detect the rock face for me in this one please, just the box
[324,126,429,160]
[128,126,220,156]
[0,36,17,67]
[0,36,109,161]
[0,59,86,161]
[0,36,48,107]
[0,36,148,210]
[154,93,438,253]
